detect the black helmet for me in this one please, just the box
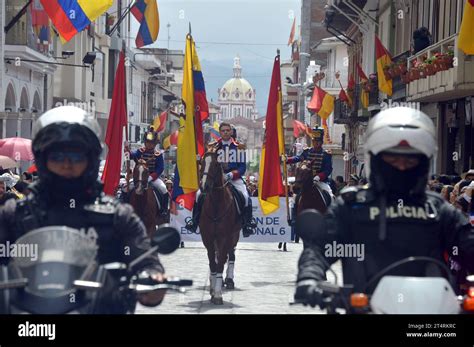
[143,126,159,143]
[32,106,103,191]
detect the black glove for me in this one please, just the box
[294,279,324,308]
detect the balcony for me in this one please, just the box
[391,51,410,100]
[4,1,56,74]
[407,34,474,102]
[5,1,52,56]
[333,98,352,124]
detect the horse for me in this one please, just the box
[291,160,334,240]
[127,159,168,238]
[199,149,241,305]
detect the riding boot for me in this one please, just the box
[185,195,204,233]
[288,193,300,227]
[160,193,169,217]
[242,197,257,237]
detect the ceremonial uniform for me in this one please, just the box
[127,128,168,214]
[185,131,257,237]
[286,127,334,205]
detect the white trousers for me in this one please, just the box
[315,181,335,201]
[196,178,249,206]
[150,178,168,194]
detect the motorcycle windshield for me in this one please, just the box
[9,226,98,297]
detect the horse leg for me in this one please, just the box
[225,248,236,290]
[207,246,217,297]
[211,246,227,305]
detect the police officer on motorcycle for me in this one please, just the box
[0,106,167,313]
[294,107,474,307]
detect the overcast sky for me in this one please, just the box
[131,0,301,115]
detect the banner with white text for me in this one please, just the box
[171,197,292,242]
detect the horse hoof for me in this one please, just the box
[224,278,235,290]
[211,296,223,305]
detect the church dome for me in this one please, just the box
[219,57,255,101]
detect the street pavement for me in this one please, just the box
[136,241,342,314]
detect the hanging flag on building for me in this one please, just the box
[31,0,50,46]
[292,119,307,138]
[307,85,334,120]
[338,88,351,106]
[163,130,178,150]
[458,0,474,55]
[131,0,159,48]
[375,35,393,96]
[322,118,332,144]
[101,51,127,196]
[152,110,168,133]
[258,54,285,215]
[40,0,113,42]
[171,33,201,211]
[356,63,369,109]
[288,17,296,46]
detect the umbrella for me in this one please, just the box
[0,155,19,170]
[0,137,34,161]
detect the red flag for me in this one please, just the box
[356,63,368,82]
[292,119,306,138]
[339,88,349,102]
[288,17,296,46]
[258,55,285,215]
[307,86,335,119]
[153,110,167,132]
[101,51,127,195]
[348,75,355,90]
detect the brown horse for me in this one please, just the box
[293,159,334,217]
[199,149,241,305]
[128,159,168,237]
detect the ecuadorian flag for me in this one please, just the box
[131,0,159,48]
[40,0,113,42]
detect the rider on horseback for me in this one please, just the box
[285,127,333,224]
[185,122,258,237]
[125,126,169,216]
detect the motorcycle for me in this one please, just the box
[291,209,474,314]
[0,224,192,314]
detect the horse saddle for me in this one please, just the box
[149,185,164,211]
[229,185,246,215]
[320,190,332,207]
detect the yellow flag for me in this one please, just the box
[458,0,474,55]
[177,35,198,193]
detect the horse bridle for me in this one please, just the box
[200,153,228,192]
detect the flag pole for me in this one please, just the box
[108,0,135,36]
[277,49,290,225]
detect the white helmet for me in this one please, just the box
[364,107,437,179]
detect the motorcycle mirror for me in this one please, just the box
[152,224,181,254]
[295,209,325,242]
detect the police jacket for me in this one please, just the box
[297,186,474,293]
